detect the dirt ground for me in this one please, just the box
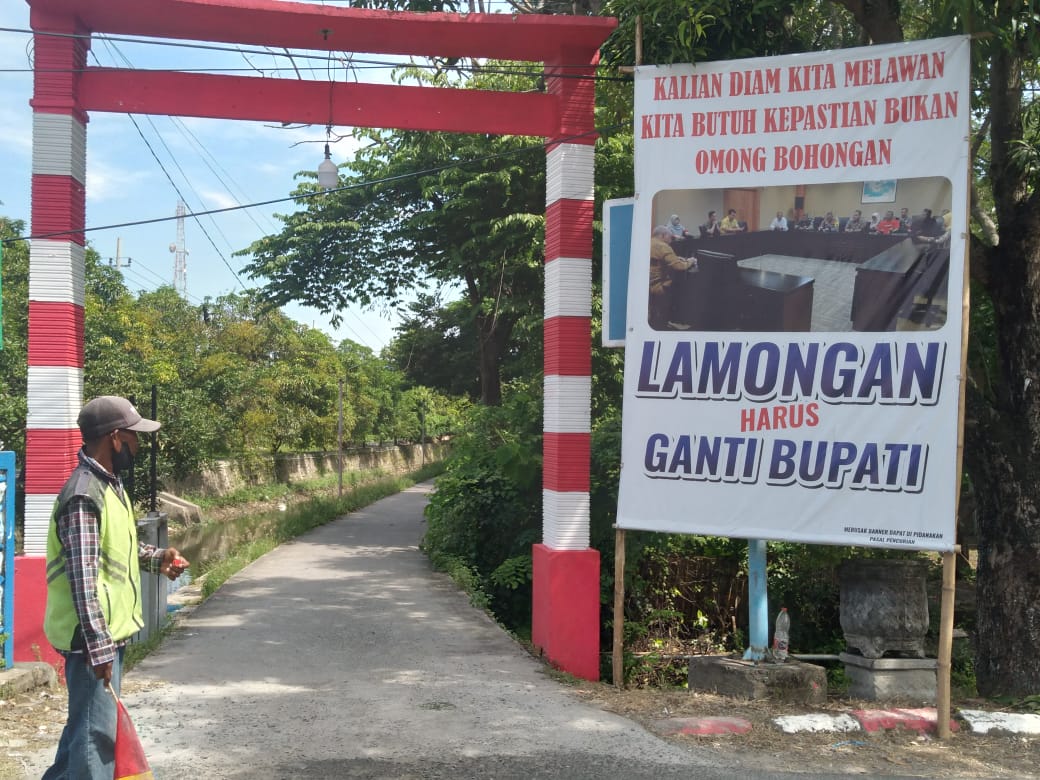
[4,675,1038,779]
[573,683,1040,778]
[7,498,1034,779]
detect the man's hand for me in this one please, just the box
[161,548,190,581]
[93,659,113,685]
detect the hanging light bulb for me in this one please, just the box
[317,140,338,190]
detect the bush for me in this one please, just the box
[422,381,543,632]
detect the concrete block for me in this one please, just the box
[688,655,827,705]
[0,662,58,698]
[840,652,936,702]
[851,707,957,733]
[655,716,753,736]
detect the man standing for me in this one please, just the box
[649,225,696,330]
[43,395,188,780]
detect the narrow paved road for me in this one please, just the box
[25,484,895,779]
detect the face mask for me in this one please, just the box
[112,440,136,473]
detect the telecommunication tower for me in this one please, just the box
[170,200,188,296]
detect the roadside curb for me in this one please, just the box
[657,707,1040,737]
[0,663,58,699]
[6,659,1040,740]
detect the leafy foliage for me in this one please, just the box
[238,64,548,404]
[1,220,466,516]
[0,219,28,455]
[600,0,810,68]
[422,380,543,630]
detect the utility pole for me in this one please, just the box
[108,237,132,269]
[337,379,344,498]
[170,201,188,296]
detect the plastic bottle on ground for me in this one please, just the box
[773,607,790,663]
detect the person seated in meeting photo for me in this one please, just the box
[701,210,721,238]
[898,207,913,232]
[817,211,839,232]
[876,210,901,235]
[844,209,865,232]
[867,212,881,233]
[911,208,943,239]
[667,214,689,238]
[649,225,698,331]
[720,208,745,234]
[769,211,789,231]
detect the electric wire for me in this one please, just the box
[100,34,251,281]
[3,123,621,245]
[0,27,628,81]
[87,47,246,291]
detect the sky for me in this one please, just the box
[0,1,427,354]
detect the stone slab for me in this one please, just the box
[774,713,861,733]
[840,652,936,701]
[959,709,1040,735]
[688,655,827,705]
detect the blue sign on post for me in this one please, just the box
[602,197,634,347]
[0,451,15,669]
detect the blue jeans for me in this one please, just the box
[42,647,124,780]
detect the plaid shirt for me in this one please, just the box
[54,449,165,667]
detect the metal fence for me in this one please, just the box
[132,511,169,646]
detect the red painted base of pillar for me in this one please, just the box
[14,556,61,667]
[531,543,600,681]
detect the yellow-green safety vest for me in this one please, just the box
[44,464,144,651]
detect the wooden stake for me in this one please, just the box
[937,549,957,738]
[612,526,626,688]
[635,15,642,68]
[937,179,972,739]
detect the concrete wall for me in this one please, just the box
[166,443,449,499]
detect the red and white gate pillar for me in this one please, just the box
[532,57,600,681]
[14,11,89,665]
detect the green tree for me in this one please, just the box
[238,65,548,405]
[386,294,480,399]
[604,0,1040,695]
[0,219,28,456]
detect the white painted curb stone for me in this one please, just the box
[774,713,862,734]
[959,709,1040,735]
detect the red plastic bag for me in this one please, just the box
[110,689,154,780]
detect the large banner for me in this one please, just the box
[617,37,970,551]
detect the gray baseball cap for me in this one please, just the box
[78,396,161,440]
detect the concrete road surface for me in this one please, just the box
[24,484,893,779]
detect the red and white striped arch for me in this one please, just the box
[532,64,601,681]
[20,0,614,681]
[25,25,89,556]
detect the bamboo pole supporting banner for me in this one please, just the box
[937,549,958,738]
[634,15,642,67]
[937,185,972,740]
[612,527,626,688]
